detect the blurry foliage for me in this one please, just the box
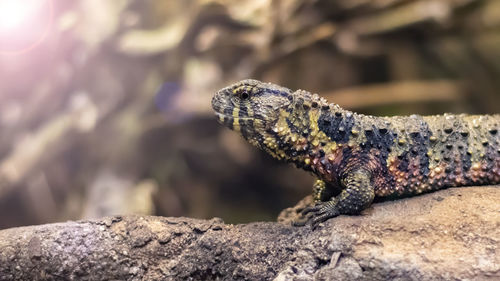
[0,0,499,228]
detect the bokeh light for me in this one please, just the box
[0,0,52,54]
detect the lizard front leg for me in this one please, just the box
[295,168,375,227]
[312,179,333,202]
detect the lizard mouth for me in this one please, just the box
[214,111,265,134]
[214,112,255,122]
[214,112,256,129]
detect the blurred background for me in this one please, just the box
[0,0,499,229]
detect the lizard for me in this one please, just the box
[211,79,500,227]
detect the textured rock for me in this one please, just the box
[0,186,498,280]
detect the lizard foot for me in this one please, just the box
[292,201,340,229]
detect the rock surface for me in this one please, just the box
[0,186,498,280]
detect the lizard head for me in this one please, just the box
[212,79,293,143]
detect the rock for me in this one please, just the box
[0,186,498,280]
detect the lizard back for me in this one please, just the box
[339,113,500,197]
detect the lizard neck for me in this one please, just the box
[265,90,367,180]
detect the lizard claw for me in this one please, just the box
[300,204,323,215]
[292,202,339,229]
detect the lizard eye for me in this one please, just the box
[241,92,250,100]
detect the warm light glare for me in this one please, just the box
[0,0,40,31]
[0,0,52,54]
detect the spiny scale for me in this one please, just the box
[212,79,500,227]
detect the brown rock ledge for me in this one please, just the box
[0,186,498,280]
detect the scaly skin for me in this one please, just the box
[212,79,500,227]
